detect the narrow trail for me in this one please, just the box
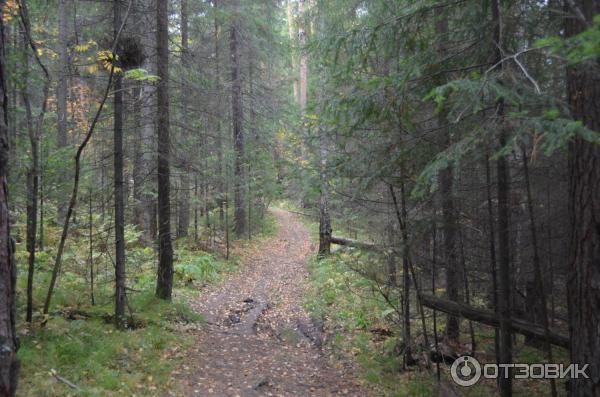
[173,209,367,396]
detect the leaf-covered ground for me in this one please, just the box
[172,209,368,396]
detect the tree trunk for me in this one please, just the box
[229,0,246,237]
[419,294,569,349]
[490,0,513,395]
[431,223,441,380]
[318,126,331,256]
[286,0,298,102]
[564,1,600,395]
[330,236,378,251]
[0,11,19,395]
[135,0,158,246]
[298,0,307,110]
[22,48,39,325]
[177,0,190,238]
[496,109,513,397]
[398,179,413,365]
[213,0,225,226]
[132,83,143,223]
[88,189,95,306]
[388,181,416,366]
[57,0,68,145]
[38,154,44,251]
[435,7,460,343]
[6,25,15,172]
[155,0,174,300]
[521,148,557,396]
[56,0,69,222]
[485,154,501,367]
[20,0,50,325]
[113,0,126,328]
[458,230,476,355]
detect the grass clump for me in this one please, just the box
[17,292,195,397]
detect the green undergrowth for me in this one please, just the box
[305,252,433,396]
[305,252,570,396]
[14,219,240,396]
[17,293,197,397]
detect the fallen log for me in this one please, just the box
[285,209,318,218]
[419,294,569,349]
[330,236,380,252]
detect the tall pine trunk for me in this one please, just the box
[177,0,190,238]
[0,10,18,394]
[22,44,39,324]
[318,125,331,256]
[490,0,512,395]
[521,148,556,397]
[155,0,174,300]
[229,0,246,237]
[565,1,600,395]
[135,0,158,245]
[398,179,413,366]
[113,0,126,327]
[56,0,69,222]
[435,9,460,342]
[286,0,299,102]
[298,0,307,110]
[214,0,225,226]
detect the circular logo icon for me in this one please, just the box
[451,356,482,387]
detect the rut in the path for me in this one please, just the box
[172,209,367,397]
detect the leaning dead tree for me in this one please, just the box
[419,294,569,349]
[330,236,380,252]
[331,236,570,350]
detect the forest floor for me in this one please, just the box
[170,209,368,396]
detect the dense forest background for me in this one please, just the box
[0,0,599,396]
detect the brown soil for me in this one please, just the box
[171,209,368,396]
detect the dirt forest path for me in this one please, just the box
[172,209,368,396]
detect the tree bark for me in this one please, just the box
[286,0,299,102]
[22,44,40,324]
[229,0,246,237]
[298,0,307,110]
[135,0,158,245]
[491,0,512,395]
[177,0,190,238]
[521,148,556,396]
[435,10,460,343]
[496,96,513,397]
[485,154,501,367]
[318,125,331,256]
[0,9,19,395]
[155,0,174,300]
[397,179,414,365]
[88,189,95,306]
[57,0,69,147]
[564,1,600,395]
[56,0,70,222]
[213,0,225,226]
[113,0,126,328]
[19,0,50,325]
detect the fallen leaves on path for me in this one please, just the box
[169,209,369,396]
